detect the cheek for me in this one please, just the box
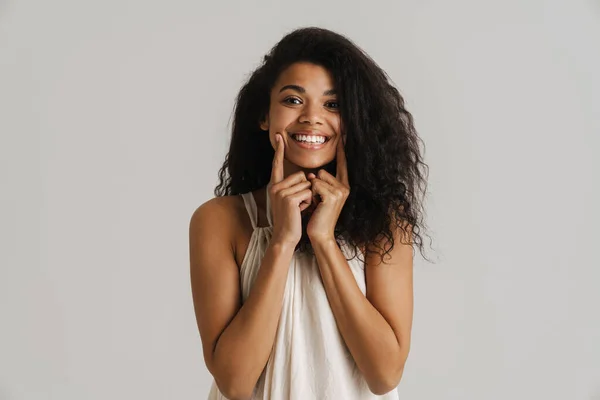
[269,106,297,127]
[329,115,341,132]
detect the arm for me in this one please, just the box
[310,224,414,395]
[189,198,295,400]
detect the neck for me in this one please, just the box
[282,159,321,179]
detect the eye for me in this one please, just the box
[283,97,302,105]
[325,100,339,109]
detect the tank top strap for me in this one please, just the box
[265,187,273,227]
[240,192,258,230]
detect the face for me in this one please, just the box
[260,62,342,177]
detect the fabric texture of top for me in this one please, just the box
[207,190,400,400]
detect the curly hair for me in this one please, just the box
[214,26,433,264]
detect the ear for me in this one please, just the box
[260,114,269,132]
[259,115,269,131]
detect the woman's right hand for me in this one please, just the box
[268,133,313,247]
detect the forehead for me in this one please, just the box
[273,62,335,91]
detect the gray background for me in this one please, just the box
[1,0,599,399]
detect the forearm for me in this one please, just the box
[213,240,295,398]
[311,238,404,393]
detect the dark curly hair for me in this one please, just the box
[214,26,433,264]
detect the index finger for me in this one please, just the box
[270,133,285,184]
[336,134,349,185]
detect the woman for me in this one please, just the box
[189,27,430,399]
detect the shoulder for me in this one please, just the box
[189,195,251,246]
[190,195,238,217]
[190,195,244,230]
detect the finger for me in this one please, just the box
[315,169,340,188]
[288,188,313,209]
[310,178,335,202]
[272,171,307,194]
[270,133,285,184]
[335,135,349,186]
[306,174,320,202]
[299,201,312,212]
[278,180,312,198]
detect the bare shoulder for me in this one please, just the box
[189,195,246,238]
[190,195,239,222]
[189,194,253,266]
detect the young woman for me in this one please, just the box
[189,27,430,399]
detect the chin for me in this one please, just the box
[288,157,333,170]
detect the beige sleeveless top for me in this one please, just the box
[207,190,400,399]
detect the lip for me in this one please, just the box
[287,130,333,150]
[291,139,328,150]
[289,130,331,139]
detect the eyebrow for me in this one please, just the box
[278,84,337,96]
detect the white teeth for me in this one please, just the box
[293,134,326,144]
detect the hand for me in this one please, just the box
[306,135,350,242]
[268,133,314,246]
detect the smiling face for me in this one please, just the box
[260,62,342,177]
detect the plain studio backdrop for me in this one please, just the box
[1,0,599,399]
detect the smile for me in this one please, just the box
[290,134,331,149]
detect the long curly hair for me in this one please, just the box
[214,26,433,264]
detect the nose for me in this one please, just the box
[298,101,324,125]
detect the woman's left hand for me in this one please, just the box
[306,135,350,242]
